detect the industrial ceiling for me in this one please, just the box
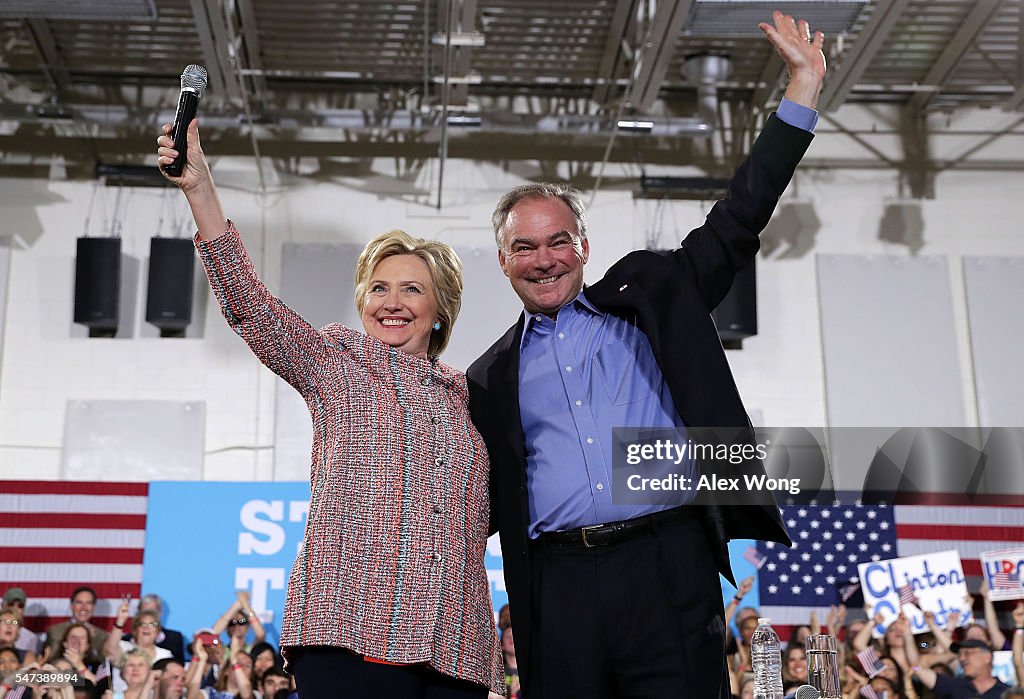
[0,0,1022,187]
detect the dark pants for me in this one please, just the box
[527,512,729,699]
[291,646,489,699]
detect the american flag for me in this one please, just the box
[856,646,885,678]
[859,685,880,699]
[0,480,148,638]
[743,545,767,570]
[991,571,1021,590]
[897,582,919,607]
[95,658,111,681]
[840,582,861,603]
[753,495,1024,638]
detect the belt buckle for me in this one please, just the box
[580,524,602,548]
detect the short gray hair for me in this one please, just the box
[491,183,588,249]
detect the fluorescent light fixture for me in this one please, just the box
[617,119,655,132]
[446,115,482,127]
[432,32,486,47]
[431,73,483,85]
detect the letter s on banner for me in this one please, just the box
[238,500,285,555]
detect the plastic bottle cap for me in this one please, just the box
[757,617,771,624]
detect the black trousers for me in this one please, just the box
[291,646,489,699]
[526,511,729,699]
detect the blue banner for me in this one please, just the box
[143,481,508,649]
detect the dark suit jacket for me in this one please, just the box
[467,114,811,696]
[157,627,186,664]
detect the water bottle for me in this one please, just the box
[751,617,784,699]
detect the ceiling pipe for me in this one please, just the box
[0,103,713,137]
[680,53,732,127]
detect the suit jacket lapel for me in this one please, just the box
[491,314,527,466]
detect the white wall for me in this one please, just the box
[1,106,1023,480]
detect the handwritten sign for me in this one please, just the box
[982,548,1024,602]
[858,550,972,637]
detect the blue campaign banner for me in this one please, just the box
[143,481,313,648]
[723,539,762,632]
[143,481,509,649]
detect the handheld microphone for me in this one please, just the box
[784,685,820,699]
[163,64,208,177]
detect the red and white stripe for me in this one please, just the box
[893,501,1024,577]
[0,481,148,634]
[759,497,1024,635]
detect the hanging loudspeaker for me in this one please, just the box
[146,237,196,331]
[74,237,121,331]
[712,258,757,342]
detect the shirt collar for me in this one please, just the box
[519,289,600,350]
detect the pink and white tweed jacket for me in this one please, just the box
[196,225,503,694]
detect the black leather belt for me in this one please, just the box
[540,506,695,549]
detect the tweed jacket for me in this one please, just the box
[197,227,503,694]
[467,114,811,696]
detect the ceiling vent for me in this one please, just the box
[0,0,157,21]
[684,0,868,37]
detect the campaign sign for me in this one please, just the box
[981,548,1024,601]
[143,482,508,649]
[858,550,972,637]
[143,482,310,647]
[993,651,1018,686]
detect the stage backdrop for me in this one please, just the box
[142,481,755,647]
[142,481,509,647]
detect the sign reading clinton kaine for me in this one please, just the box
[981,548,1024,601]
[858,550,972,637]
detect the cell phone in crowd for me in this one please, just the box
[197,633,220,647]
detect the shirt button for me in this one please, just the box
[421,378,430,386]
[565,366,572,372]
[575,400,582,407]
[586,437,593,444]
[558,332,565,339]
[432,505,442,514]
[431,416,440,425]
[433,553,442,562]
[434,457,444,466]
[596,483,604,491]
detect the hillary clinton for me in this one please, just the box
[158,119,502,699]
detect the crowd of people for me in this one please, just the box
[724,577,1024,699]
[0,587,293,699]
[3,582,1023,698]
[5,5,1020,699]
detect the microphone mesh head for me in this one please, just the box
[180,64,209,97]
[794,685,820,699]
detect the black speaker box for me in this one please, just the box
[74,237,121,330]
[146,237,196,331]
[711,258,757,343]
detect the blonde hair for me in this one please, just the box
[120,647,153,671]
[354,230,463,357]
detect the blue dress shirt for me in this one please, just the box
[518,101,817,536]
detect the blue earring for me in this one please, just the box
[432,321,441,331]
